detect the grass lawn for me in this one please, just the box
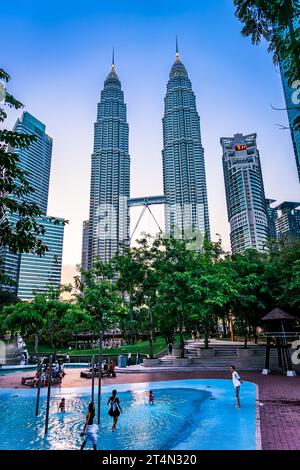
[29,336,170,357]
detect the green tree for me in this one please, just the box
[186,242,236,348]
[0,289,19,308]
[268,238,300,317]
[233,0,300,130]
[229,249,272,347]
[154,236,201,357]
[76,259,127,349]
[114,235,161,358]
[3,302,45,354]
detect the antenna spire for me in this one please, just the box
[112,47,115,68]
[175,35,180,61]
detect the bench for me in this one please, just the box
[21,375,63,387]
[80,369,113,379]
[21,376,35,386]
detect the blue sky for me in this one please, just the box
[2,0,299,279]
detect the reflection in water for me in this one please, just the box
[0,388,210,450]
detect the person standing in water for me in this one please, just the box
[149,390,154,405]
[230,365,243,408]
[107,390,122,431]
[58,398,65,412]
[80,402,98,450]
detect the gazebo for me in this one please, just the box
[261,307,297,376]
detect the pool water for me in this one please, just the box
[0,379,257,450]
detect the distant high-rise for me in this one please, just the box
[12,112,52,214]
[16,217,64,300]
[87,55,130,267]
[280,64,300,181]
[221,133,268,254]
[81,220,89,271]
[279,16,300,182]
[275,201,300,239]
[0,112,64,299]
[265,198,277,239]
[162,42,210,239]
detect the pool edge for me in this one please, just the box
[255,384,262,450]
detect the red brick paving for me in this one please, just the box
[1,368,300,450]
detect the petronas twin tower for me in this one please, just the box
[85,45,210,268]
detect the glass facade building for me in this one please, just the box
[221,133,268,254]
[87,59,130,266]
[265,198,277,239]
[279,16,300,181]
[280,64,300,181]
[275,201,300,239]
[11,112,52,214]
[81,220,89,271]
[0,112,64,300]
[16,217,64,300]
[162,48,210,239]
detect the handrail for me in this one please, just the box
[259,332,300,338]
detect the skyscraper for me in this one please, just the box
[12,112,52,214]
[81,220,89,271]
[275,201,300,239]
[221,133,269,254]
[0,112,64,299]
[16,217,64,300]
[279,16,300,182]
[265,198,277,239]
[87,55,130,266]
[162,43,210,240]
[280,64,300,181]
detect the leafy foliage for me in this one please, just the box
[233,0,300,130]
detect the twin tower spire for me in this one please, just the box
[86,39,210,268]
[109,38,181,74]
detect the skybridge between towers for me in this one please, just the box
[128,195,166,208]
[128,195,166,240]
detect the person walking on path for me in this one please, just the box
[136,352,141,365]
[80,402,98,450]
[127,352,132,366]
[168,343,173,356]
[107,390,123,432]
[230,365,243,408]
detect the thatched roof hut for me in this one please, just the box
[261,308,296,322]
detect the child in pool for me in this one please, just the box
[149,390,154,405]
[58,398,66,412]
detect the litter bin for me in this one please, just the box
[118,355,127,368]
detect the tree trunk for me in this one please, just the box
[204,320,209,349]
[241,319,248,348]
[253,324,258,344]
[222,318,227,336]
[179,312,185,358]
[34,332,39,355]
[97,326,103,425]
[148,310,154,359]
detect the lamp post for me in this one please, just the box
[229,312,234,342]
[45,355,53,435]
